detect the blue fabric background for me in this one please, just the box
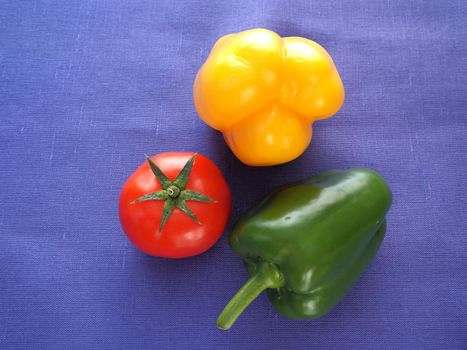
[1,1,466,349]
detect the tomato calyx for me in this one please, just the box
[131,154,215,232]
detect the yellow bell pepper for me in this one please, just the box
[193,28,345,166]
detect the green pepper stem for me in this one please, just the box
[216,261,284,330]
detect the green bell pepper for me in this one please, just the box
[217,168,392,330]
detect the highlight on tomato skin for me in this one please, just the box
[193,28,345,166]
[119,152,232,259]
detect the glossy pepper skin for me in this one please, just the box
[217,169,392,330]
[193,28,345,166]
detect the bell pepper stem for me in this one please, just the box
[217,261,284,330]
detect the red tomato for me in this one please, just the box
[119,152,232,258]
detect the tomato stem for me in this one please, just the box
[132,154,215,232]
[167,186,180,198]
